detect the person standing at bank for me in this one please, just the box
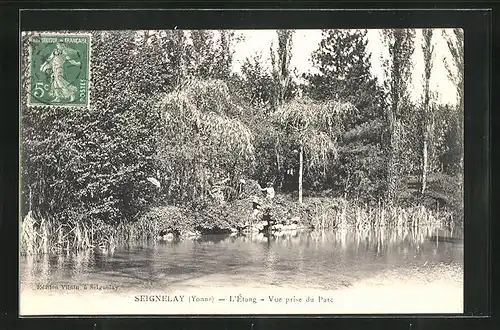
[259,181,275,200]
[259,181,276,230]
[258,181,275,222]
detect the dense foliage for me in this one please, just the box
[20,29,464,253]
[21,31,162,227]
[155,79,255,204]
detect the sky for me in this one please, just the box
[231,29,460,106]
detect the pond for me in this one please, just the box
[20,226,464,315]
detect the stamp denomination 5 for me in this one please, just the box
[27,33,91,108]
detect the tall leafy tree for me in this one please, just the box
[231,52,285,188]
[443,29,464,110]
[421,29,435,194]
[306,29,383,124]
[184,30,238,81]
[304,29,386,198]
[238,52,274,110]
[270,29,296,110]
[271,30,300,185]
[149,30,191,88]
[381,29,415,201]
[443,28,464,175]
[216,30,238,79]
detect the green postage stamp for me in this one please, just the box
[27,33,91,107]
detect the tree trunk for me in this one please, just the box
[422,136,428,194]
[386,34,400,202]
[386,93,399,202]
[386,128,398,201]
[298,144,303,204]
[276,136,281,173]
[421,29,433,195]
[421,81,430,195]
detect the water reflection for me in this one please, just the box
[20,226,463,291]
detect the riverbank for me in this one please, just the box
[20,192,459,255]
[20,262,463,315]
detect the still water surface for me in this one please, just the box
[20,227,463,292]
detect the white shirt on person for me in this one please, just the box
[265,187,275,199]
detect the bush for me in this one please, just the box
[133,206,194,239]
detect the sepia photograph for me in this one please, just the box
[19,27,464,315]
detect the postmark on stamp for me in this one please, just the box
[27,33,91,107]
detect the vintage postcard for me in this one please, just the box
[19,28,464,315]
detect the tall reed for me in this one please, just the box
[307,198,453,230]
[20,211,118,255]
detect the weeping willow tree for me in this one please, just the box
[155,79,255,204]
[273,97,356,203]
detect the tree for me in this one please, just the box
[268,30,299,187]
[421,29,435,194]
[238,52,274,110]
[443,28,464,175]
[216,30,238,79]
[184,30,238,81]
[443,29,464,109]
[270,29,296,110]
[306,29,382,116]
[145,30,190,89]
[155,79,255,205]
[304,29,386,199]
[273,97,356,203]
[381,29,415,201]
[432,103,462,174]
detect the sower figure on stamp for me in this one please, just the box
[40,43,81,103]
